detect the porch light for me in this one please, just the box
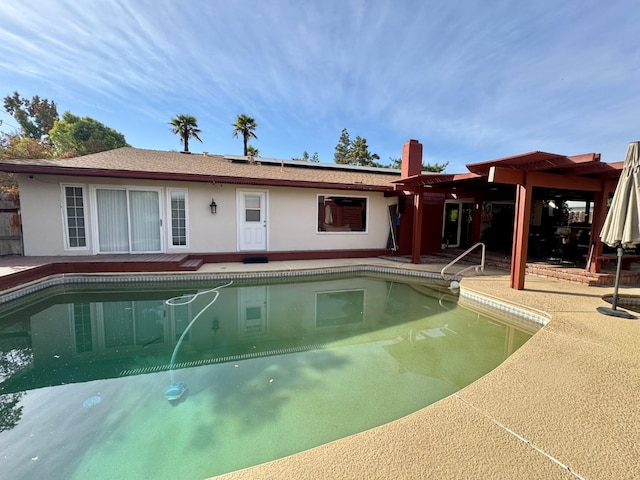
[209,198,217,214]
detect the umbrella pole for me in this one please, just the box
[597,246,636,319]
[611,246,623,310]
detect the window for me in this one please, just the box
[244,194,262,222]
[63,185,88,249]
[102,300,165,348]
[315,289,365,327]
[73,302,93,353]
[94,187,162,253]
[169,190,188,247]
[317,195,367,232]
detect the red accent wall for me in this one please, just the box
[396,192,445,255]
[421,193,445,253]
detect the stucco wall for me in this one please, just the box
[17,174,395,256]
[19,174,70,256]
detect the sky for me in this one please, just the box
[0,0,638,173]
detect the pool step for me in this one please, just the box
[178,258,204,271]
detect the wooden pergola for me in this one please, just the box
[394,150,622,290]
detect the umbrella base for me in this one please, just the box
[596,306,637,319]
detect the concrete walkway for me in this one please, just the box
[195,259,640,480]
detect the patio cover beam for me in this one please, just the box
[489,167,603,191]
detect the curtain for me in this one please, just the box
[97,189,129,252]
[96,188,161,253]
[129,190,161,252]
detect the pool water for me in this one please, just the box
[0,274,538,479]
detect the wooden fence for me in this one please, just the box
[0,191,23,255]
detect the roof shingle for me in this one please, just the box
[0,147,401,191]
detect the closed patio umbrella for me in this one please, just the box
[598,141,640,318]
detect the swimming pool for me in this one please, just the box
[0,273,540,479]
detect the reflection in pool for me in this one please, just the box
[0,274,539,479]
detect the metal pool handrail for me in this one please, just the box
[441,242,486,278]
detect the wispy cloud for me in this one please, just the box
[0,0,637,168]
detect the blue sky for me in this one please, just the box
[1,0,638,173]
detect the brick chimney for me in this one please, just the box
[401,139,423,178]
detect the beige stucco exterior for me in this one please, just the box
[17,174,395,256]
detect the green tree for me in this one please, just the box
[334,128,351,164]
[292,151,320,162]
[169,114,202,153]
[3,91,58,140]
[50,112,128,157]
[0,133,54,190]
[422,161,448,172]
[246,145,259,157]
[232,114,258,156]
[0,133,53,160]
[300,151,310,162]
[389,157,449,172]
[345,136,379,166]
[334,129,382,167]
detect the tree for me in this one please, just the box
[334,128,382,167]
[3,91,58,140]
[0,133,53,189]
[169,114,202,153]
[232,114,258,156]
[422,161,448,172]
[246,145,259,157]
[389,157,449,172]
[0,133,53,160]
[292,151,320,162]
[345,136,378,166]
[50,112,129,157]
[334,128,351,164]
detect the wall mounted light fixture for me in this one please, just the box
[209,198,218,214]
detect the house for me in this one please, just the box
[0,139,624,290]
[0,146,407,259]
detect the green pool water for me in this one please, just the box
[0,274,538,479]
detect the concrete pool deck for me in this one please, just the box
[0,255,637,478]
[196,258,640,480]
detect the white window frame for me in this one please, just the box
[61,183,90,251]
[167,188,189,248]
[316,194,369,234]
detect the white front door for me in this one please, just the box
[238,190,267,251]
[238,286,268,338]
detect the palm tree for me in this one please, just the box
[232,114,258,156]
[246,145,259,157]
[169,114,202,153]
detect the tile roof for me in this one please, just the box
[0,147,401,191]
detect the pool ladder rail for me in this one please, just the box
[440,242,486,278]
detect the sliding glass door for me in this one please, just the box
[95,187,162,253]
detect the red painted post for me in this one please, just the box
[411,188,424,264]
[510,178,533,290]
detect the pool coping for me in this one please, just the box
[0,264,549,332]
